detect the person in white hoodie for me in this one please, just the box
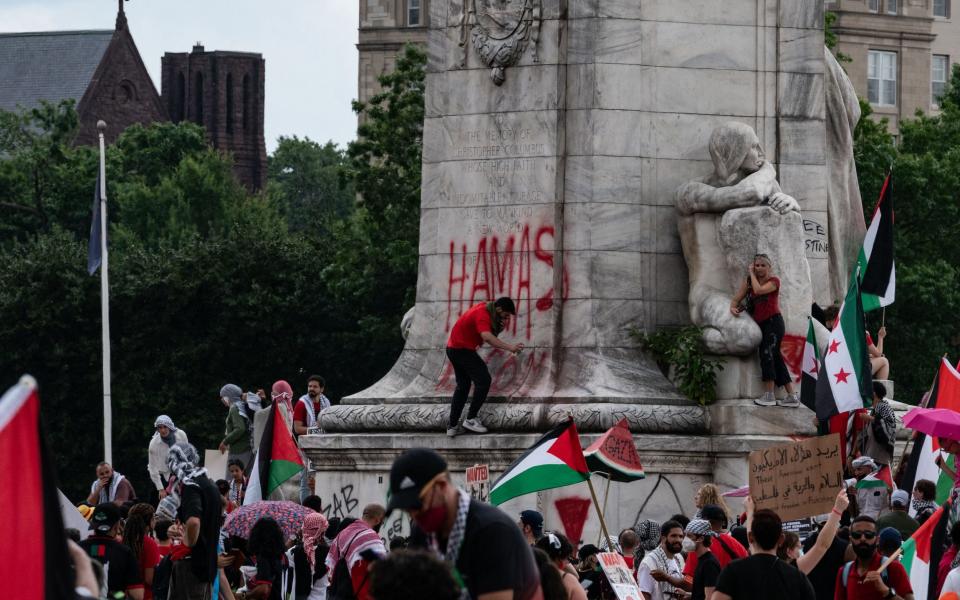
[147,415,188,500]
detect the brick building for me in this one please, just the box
[827,0,958,134]
[358,0,430,106]
[0,9,165,145]
[161,46,268,190]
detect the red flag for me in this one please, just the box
[0,376,73,599]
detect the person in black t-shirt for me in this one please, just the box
[685,519,721,600]
[803,521,850,600]
[386,448,544,600]
[80,503,144,599]
[166,443,222,600]
[713,509,815,600]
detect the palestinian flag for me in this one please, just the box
[800,317,820,412]
[815,276,872,421]
[583,418,645,482]
[901,502,950,600]
[244,401,304,505]
[490,418,589,506]
[0,376,73,600]
[856,464,894,492]
[819,409,868,467]
[856,174,895,312]
[900,358,960,511]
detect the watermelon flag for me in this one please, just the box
[856,174,895,312]
[901,501,950,600]
[815,275,873,421]
[800,317,820,412]
[0,376,74,600]
[583,418,645,482]
[244,401,304,505]
[490,418,590,506]
[818,409,868,467]
[900,358,960,511]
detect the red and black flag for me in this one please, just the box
[0,376,74,599]
[244,400,304,504]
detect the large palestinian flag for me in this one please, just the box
[856,174,895,312]
[0,376,74,600]
[900,358,960,511]
[490,418,590,506]
[583,418,645,482]
[244,401,304,505]
[815,276,872,421]
[800,317,820,412]
[901,502,950,600]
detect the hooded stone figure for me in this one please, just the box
[675,122,804,356]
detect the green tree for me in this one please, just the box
[267,136,355,233]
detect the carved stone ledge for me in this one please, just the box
[318,402,708,434]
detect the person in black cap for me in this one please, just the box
[518,510,543,546]
[445,296,524,437]
[79,503,144,599]
[386,448,543,600]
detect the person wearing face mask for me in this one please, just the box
[326,504,386,600]
[834,515,914,600]
[636,520,688,600]
[386,448,543,600]
[683,520,720,600]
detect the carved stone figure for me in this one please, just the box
[459,0,542,85]
[676,122,811,355]
[825,47,867,304]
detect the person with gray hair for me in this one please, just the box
[147,414,188,501]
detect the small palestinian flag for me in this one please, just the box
[856,174,895,312]
[800,317,820,412]
[244,401,304,505]
[815,275,873,421]
[900,358,960,511]
[902,501,950,600]
[0,376,74,600]
[490,418,590,506]
[856,464,894,492]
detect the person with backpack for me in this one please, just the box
[326,504,386,600]
[680,504,747,583]
[219,383,254,472]
[834,515,914,600]
[293,513,331,600]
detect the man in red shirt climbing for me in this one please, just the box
[446,297,523,437]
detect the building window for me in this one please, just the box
[934,0,950,18]
[868,50,897,106]
[194,72,204,123]
[868,0,898,14]
[226,73,234,134]
[408,0,421,26]
[176,73,186,122]
[933,55,950,107]
[243,74,251,131]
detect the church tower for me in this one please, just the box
[160,45,267,191]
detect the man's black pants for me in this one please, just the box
[446,348,492,427]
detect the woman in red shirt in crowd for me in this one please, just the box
[123,503,162,600]
[730,254,799,407]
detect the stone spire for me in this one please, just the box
[116,0,127,30]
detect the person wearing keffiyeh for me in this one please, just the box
[218,383,253,472]
[327,504,386,600]
[295,512,330,600]
[148,414,189,500]
[86,462,137,506]
[858,381,898,468]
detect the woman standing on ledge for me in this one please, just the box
[730,254,799,407]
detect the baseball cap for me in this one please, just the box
[90,503,122,534]
[891,489,910,508]
[879,526,902,552]
[386,448,448,514]
[520,510,544,536]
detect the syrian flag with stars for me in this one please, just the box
[815,275,873,421]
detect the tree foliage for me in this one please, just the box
[267,136,355,232]
[854,64,960,404]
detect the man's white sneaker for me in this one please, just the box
[778,393,801,408]
[754,392,776,407]
[462,418,489,433]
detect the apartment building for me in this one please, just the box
[357,0,430,107]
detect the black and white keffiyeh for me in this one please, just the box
[166,443,207,488]
[645,546,683,598]
[427,489,471,600]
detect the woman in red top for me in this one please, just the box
[730,254,799,407]
[123,503,162,600]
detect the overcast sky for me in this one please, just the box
[0,0,359,153]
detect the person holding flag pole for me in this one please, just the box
[88,120,113,463]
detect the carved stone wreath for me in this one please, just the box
[459,0,542,85]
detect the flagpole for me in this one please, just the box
[97,120,113,465]
[586,477,612,547]
[593,472,612,546]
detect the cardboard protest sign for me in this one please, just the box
[466,464,490,502]
[598,552,642,600]
[749,434,844,522]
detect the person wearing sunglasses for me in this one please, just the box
[834,515,914,600]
